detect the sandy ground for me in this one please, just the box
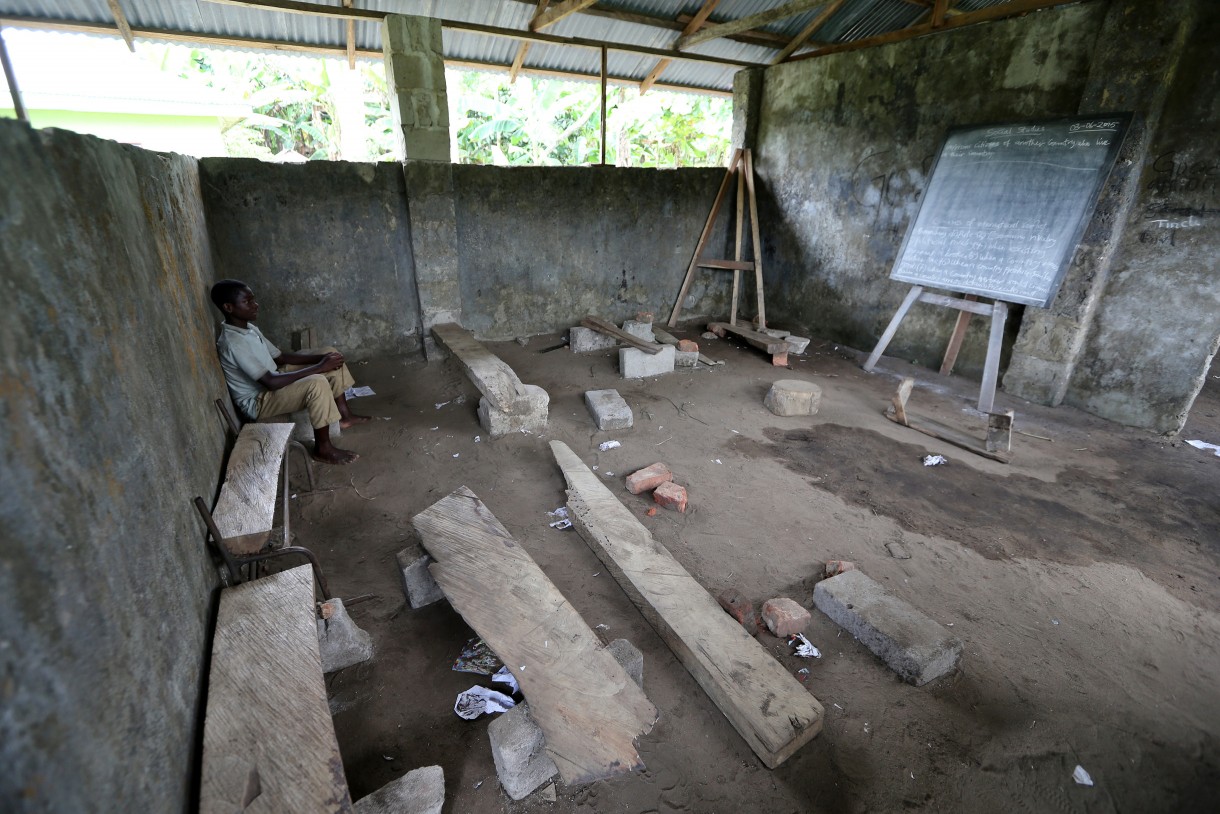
[285,328,1220,814]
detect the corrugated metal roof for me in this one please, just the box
[0,1,1058,93]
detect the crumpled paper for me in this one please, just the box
[454,686,516,720]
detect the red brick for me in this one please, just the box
[653,481,687,512]
[825,560,857,578]
[717,588,762,633]
[645,507,657,517]
[636,311,654,322]
[625,462,673,495]
[771,351,789,367]
[677,339,699,353]
[762,598,810,638]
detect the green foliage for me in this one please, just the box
[144,44,730,166]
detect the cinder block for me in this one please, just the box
[396,541,445,608]
[626,462,672,494]
[488,703,559,801]
[607,638,644,688]
[619,344,676,379]
[353,765,444,814]
[621,319,655,341]
[814,570,962,686]
[570,326,617,353]
[764,379,822,417]
[317,597,374,673]
[761,597,810,637]
[785,335,811,354]
[675,350,699,367]
[585,389,633,431]
[653,481,687,512]
[478,384,549,439]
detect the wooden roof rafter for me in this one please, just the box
[529,0,597,31]
[639,0,720,96]
[104,0,135,51]
[771,0,847,65]
[677,0,827,51]
[510,1,549,84]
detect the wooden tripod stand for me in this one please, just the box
[668,147,765,330]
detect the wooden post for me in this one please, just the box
[731,165,744,326]
[977,299,1009,413]
[668,149,743,327]
[742,149,766,330]
[599,45,607,165]
[863,285,923,372]
[939,294,977,375]
[0,27,27,122]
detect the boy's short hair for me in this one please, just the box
[210,279,249,311]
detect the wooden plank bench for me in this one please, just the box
[431,323,529,413]
[707,321,790,365]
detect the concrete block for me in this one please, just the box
[813,570,962,686]
[478,384,549,439]
[607,638,644,688]
[396,542,445,608]
[619,344,676,379]
[761,597,810,638]
[488,703,559,801]
[354,765,445,814]
[785,335,811,354]
[621,319,655,341]
[625,462,672,495]
[653,481,687,512]
[675,350,699,368]
[584,389,633,431]
[317,597,374,673]
[570,325,617,353]
[764,379,822,417]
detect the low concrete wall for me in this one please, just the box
[452,165,731,338]
[0,122,226,812]
[199,159,422,358]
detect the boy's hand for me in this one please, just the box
[319,352,345,372]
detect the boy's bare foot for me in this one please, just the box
[340,414,374,429]
[312,447,359,465]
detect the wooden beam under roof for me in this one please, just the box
[772,0,846,64]
[530,0,597,31]
[342,0,354,68]
[677,0,826,51]
[640,0,719,95]
[788,0,1090,62]
[105,0,135,52]
[0,25,28,121]
[510,1,548,85]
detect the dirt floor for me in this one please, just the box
[291,327,1220,814]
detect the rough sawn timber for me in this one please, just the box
[550,441,824,768]
[212,422,293,555]
[431,323,529,413]
[200,565,353,813]
[411,486,658,785]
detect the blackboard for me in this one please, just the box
[889,114,1131,307]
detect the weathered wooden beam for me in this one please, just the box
[772,0,846,64]
[105,0,135,51]
[640,0,719,95]
[342,0,354,68]
[530,0,597,31]
[448,58,731,96]
[0,25,27,121]
[678,0,825,51]
[510,1,548,83]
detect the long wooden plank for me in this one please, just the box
[581,315,665,354]
[677,0,825,50]
[743,149,767,330]
[412,487,658,785]
[699,257,755,270]
[707,322,789,355]
[883,410,1011,463]
[200,566,352,814]
[431,323,529,413]
[213,422,293,555]
[531,0,597,30]
[772,0,846,64]
[639,0,720,94]
[550,442,824,768]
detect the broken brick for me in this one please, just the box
[717,588,762,633]
[653,481,687,513]
[762,597,810,638]
[771,351,789,367]
[825,560,857,578]
[625,462,673,495]
[645,507,657,517]
[677,339,699,353]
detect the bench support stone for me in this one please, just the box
[478,383,549,438]
[354,765,445,814]
[585,389,633,430]
[397,541,445,608]
[317,597,374,673]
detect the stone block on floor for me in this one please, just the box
[397,541,445,608]
[488,703,559,801]
[317,597,374,673]
[762,597,810,638]
[353,765,445,814]
[570,326,617,353]
[585,389,633,431]
[785,335,811,354]
[477,384,549,439]
[764,379,822,417]
[621,319,655,341]
[620,344,676,379]
[813,570,962,686]
[675,350,699,367]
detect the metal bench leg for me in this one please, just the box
[288,439,315,492]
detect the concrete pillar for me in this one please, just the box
[382,14,450,162]
[731,68,764,153]
[1002,0,1198,406]
[404,160,462,360]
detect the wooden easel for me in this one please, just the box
[668,148,765,330]
[863,285,1010,414]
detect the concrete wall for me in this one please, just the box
[452,165,731,338]
[199,159,422,357]
[0,122,226,812]
[755,2,1104,377]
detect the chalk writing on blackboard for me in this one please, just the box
[889,115,1130,307]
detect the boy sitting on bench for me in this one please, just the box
[211,279,370,465]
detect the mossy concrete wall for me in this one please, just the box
[0,121,226,812]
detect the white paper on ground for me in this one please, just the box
[598,440,621,451]
[923,455,947,466]
[344,386,376,399]
[454,686,516,720]
[791,633,822,659]
[1186,440,1220,457]
[1072,765,1094,786]
[491,666,520,694]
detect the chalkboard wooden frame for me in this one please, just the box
[888,113,1132,308]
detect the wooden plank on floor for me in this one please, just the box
[431,323,529,413]
[707,322,790,355]
[213,422,293,555]
[651,326,724,366]
[411,486,658,785]
[200,565,351,814]
[549,441,824,769]
[581,315,665,354]
[883,410,1011,463]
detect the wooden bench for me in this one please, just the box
[195,400,331,597]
